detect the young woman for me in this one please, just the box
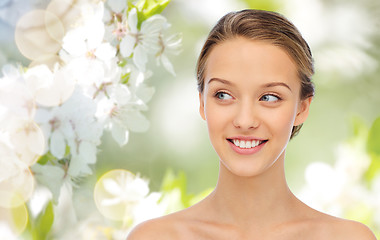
[127,9,377,239]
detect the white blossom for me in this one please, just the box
[60,2,117,87]
[94,170,162,223]
[31,164,65,203]
[0,67,35,123]
[0,222,18,240]
[101,171,149,207]
[94,65,153,146]
[51,180,79,237]
[132,192,167,225]
[27,186,52,218]
[107,0,127,14]
[35,89,103,177]
[0,67,43,208]
[120,8,167,71]
[156,33,182,76]
[299,139,373,217]
[0,0,181,237]
[24,64,76,107]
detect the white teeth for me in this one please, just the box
[232,139,262,149]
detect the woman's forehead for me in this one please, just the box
[204,38,299,88]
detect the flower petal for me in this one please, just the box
[50,131,66,159]
[133,45,148,72]
[141,15,166,35]
[160,54,176,76]
[62,28,87,56]
[107,0,127,13]
[67,141,97,177]
[101,197,122,206]
[126,111,149,132]
[95,43,116,61]
[111,84,131,105]
[32,164,65,203]
[103,178,122,196]
[111,123,129,146]
[136,83,155,103]
[127,8,138,33]
[85,20,105,50]
[120,35,136,58]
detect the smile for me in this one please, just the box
[227,138,268,155]
[233,139,261,149]
[227,138,267,149]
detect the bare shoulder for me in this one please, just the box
[311,213,377,240]
[126,215,181,240]
[328,217,377,240]
[126,197,214,240]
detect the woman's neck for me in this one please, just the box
[207,153,299,228]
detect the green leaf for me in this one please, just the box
[121,72,131,84]
[127,1,137,10]
[367,117,380,156]
[130,0,171,29]
[160,169,190,206]
[32,164,65,203]
[161,169,186,193]
[34,201,54,240]
[37,152,56,165]
[350,116,368,138]
[189,188,213,206]
[365,154,380,182]
[118,59,128,67]
[135,0,147,10]
[143,0,171,18]
[237,0,283,11]
[365,117,380,182]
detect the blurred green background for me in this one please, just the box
[1,0,379,195]
[96,0,380,195]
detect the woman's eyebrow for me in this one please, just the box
[208,78,292,92]
[207,78,234,86]
[262,82,292,92]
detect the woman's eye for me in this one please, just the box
[215,92,232,100]
[260,94,280,102]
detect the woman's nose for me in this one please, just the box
[232,101,260,130]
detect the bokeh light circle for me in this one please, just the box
[0,203,28,236]
[0,167,35,208]
[15,10,64,61]
[47,0,82,33]
[94,169,148,221]
[35,69,76,107]
[0,80,36,121]
[10,120,45,166]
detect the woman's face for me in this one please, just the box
[199,37,311,177]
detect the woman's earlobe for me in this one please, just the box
[294,97,312,126]
[199,93,206,120]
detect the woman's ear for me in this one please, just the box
[294,97,312,126]
[199,92,206,120]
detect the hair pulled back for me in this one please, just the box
[196,9,315,138]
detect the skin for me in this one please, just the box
[127,37,377,240]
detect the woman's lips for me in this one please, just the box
[227,138,267,155]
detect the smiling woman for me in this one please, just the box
[127,9,377,240]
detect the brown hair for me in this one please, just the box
[196,9,315,139]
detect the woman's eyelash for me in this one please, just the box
[260,93,282,102]
[214,91,226,96]
[212,91,281,101]
[214,91,232,100]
